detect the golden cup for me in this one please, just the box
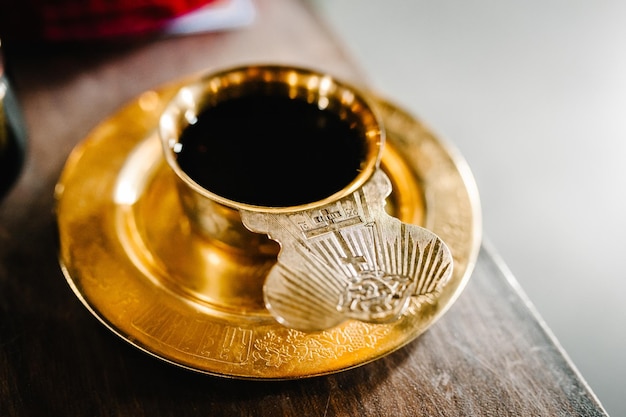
[159,65,453,332]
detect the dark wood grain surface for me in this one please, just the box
[0,0,608,415]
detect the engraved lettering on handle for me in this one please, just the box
[241,170,453,332]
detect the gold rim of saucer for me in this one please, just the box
[55,78,482,380]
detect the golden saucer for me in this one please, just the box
[55,78,482,380]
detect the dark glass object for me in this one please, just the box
[176,92,366,207]
[0,40,27,202]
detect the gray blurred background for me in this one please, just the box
[310,1,626,415]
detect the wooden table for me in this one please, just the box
[0,0,609,415]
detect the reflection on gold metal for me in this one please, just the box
[55,76,481,379]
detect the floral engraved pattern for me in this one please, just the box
[252,322,391,368]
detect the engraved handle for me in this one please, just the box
[241,169,453,332]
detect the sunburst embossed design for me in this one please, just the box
[241,170,453,332]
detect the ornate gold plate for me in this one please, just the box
[55,78,481,380]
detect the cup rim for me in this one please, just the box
[159,64,385,213]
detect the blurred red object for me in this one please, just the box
[0,0,217,43]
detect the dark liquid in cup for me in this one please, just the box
[175,93,368,207]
